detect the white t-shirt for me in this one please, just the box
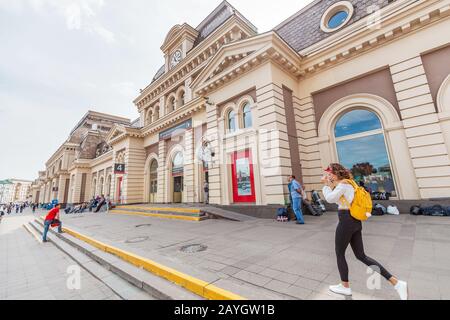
[322,183,355,210]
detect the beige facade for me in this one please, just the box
[33,0,450,206]
[1,179,32,203]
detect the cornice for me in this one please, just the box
[141,97,206,137]
[297,0,450,78]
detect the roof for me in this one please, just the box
[274,0,395,52]
[70,110,131,135]
[150,1,257,84]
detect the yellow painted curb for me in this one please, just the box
[116,206,201,214]
[110,210,202,222]
[61,226,245,300]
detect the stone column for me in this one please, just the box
[255,83,292,205]
[205,102,221,205]
[157,140,167,203]
[122,138,146,204]
[184,128,195,203]
[390,56,450,199]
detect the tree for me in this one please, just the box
[351,162,377,178]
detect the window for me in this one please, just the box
[242,103,252,128]
[320,1,354,33]
[153,105,160,121]
[335,110,396,197]
[327,10,348,29]
[172,152,184,176]
[227,110,236,132]
[178,91,185,108]
[167,97,175,113]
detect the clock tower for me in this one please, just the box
[161,23,199,72]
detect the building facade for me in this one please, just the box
[32,0,450,206]
[0,179,32,203]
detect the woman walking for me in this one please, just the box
[321,163,408,300]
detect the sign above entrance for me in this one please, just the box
[114,163,126,174]
[159,119,192,141]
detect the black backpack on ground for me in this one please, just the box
[372,204,386,216]
[422,205,447,217]
[302,199,322,217]
[410,205,422,216]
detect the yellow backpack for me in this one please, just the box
[340,179,373,221]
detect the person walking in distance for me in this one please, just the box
[288,176,306,225]
[321,163,408,300]
[203,181,209,205]
[42,204,63,242]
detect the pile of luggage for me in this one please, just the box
[371,203,400,216]
[277,191,327,222]
[410,204,450,217]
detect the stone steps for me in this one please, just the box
[30,218,203,300]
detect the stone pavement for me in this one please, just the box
[57,209,450,300]
[0,211,120,300]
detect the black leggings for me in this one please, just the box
[336,210,393,282]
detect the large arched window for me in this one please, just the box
[242,103,252,128]
[335,109,396,197]
[227,110,236,133]
[150,159,158,194]
[172,152,184,176]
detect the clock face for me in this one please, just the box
[171,50,182,68]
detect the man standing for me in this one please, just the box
[288,176,306,225]
[42,204,63,242]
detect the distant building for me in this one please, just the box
[0,179,32,203]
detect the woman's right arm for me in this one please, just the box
[322,184,346,204]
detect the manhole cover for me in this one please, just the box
[180,244,208,253]
[135,224,152,228]
[125,236,149,243]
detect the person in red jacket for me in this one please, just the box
[42,204,63,242]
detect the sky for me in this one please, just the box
[0,0,314,181]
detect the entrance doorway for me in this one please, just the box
[173,176,183,203]
[116,177,123,204]
[171,151,184,203]
[149,159,158,203]
[231,149,256,203]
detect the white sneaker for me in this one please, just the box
[395,281,409,300]
[329,284,352,296]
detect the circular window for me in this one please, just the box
[320,1,354,33]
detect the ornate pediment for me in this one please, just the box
[106,125,126,144]
[206,51,255,81]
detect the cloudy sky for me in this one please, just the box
[0,0,314,180]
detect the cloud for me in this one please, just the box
[2,0,116,43]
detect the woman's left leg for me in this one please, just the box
[350,228,393,281]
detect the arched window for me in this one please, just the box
[242,103,252,128]
[172,152,184,176]
[227,110,236,133]
[167,96,175,114]
[153,105,160,121]
[150,159,158,195]
[92,179,97,197]
[335,110,396,197]
[177,90,185,108]
[146,109,153,125]
[99,177,104,195]
[106,175,111,197]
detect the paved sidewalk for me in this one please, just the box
[0,212,120,300]
[58,209,450,300]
